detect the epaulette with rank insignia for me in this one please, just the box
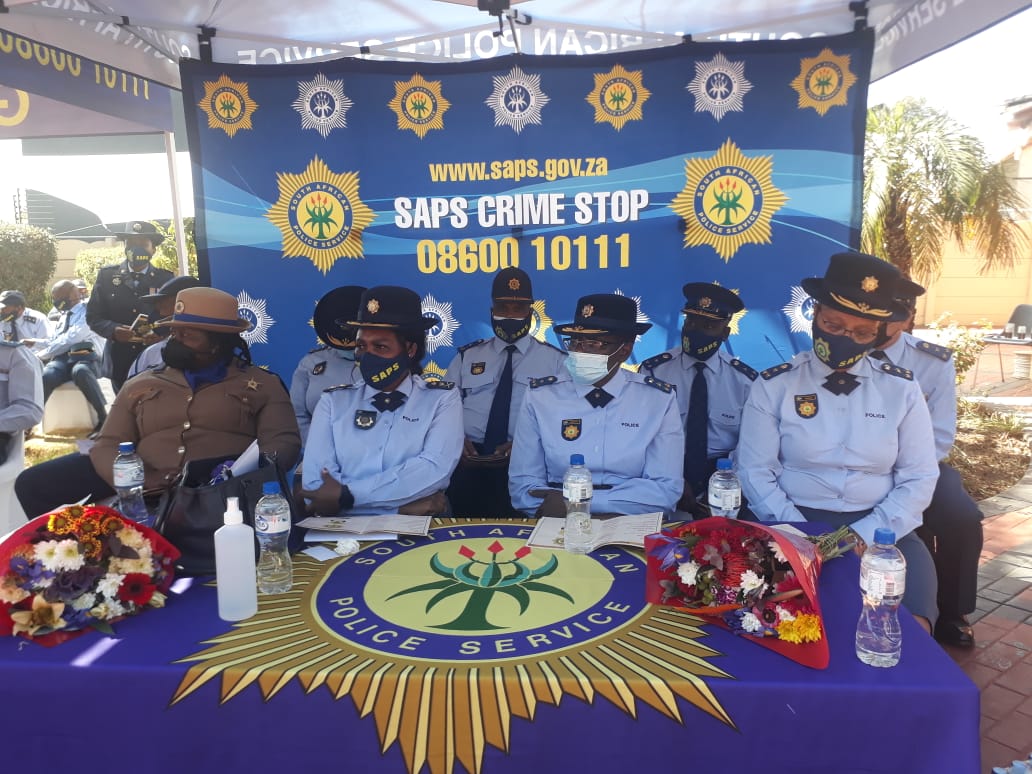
[22,314,38,324]
[915,340,953,362]
[729,358,758,381]
[323,383,357,393]
[643,375,673,393]
[877,363,913,380]
[640,352,672,372]
[530,375,558,389]
[457,339,485,354]
[308,344,329,354]
[760,362,792,380]
[425,379,455,390]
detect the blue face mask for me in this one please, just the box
[681,324,723,361]
[359,350,409,388]
[491,314,531,344]
[565,351,614,385]
[811,321,873,370]
[337,348,357,362]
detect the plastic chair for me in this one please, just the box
[41,382,98,435]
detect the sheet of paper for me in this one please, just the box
[303,529,398,543]
[228,439,261,476]
[302,545,341,561]
[526,512,663,551]
[297,514,431,536]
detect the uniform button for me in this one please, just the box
[186,395,193,403]
[177,446,186,455]
[183,421,191,429]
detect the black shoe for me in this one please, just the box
[934,617,975,648]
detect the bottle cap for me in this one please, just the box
[118,441,135,454]
[224,497,243,525]
[262,481,281,496]
[716,458,732,470]
[872,528,895,545]
[570,454,584,466]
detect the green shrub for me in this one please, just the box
[74,246,124,288]
[0,222,58,311]
[153,218,198,277]
[925,313,991,384]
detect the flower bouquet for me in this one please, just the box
[0,504,180,646]
[645,518,855,668]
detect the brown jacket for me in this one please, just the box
[90,362,301,490]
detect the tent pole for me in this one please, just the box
[164,131,189,276]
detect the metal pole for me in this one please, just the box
[164,131,189,276]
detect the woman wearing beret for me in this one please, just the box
[300,286,463,516]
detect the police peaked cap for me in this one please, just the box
[314,285,367,349]
[801,252,910,322]
[681,282,743,320]
[139,275,203,304]
[554,293,651,336]
[491,267,534,302]
[349,286,435,331]
[110,220,166,245]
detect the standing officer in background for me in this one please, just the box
[509,293,684,517]
[444,268,565,516]
[0,338,44,463]
[127,275,204,380]
[1,290,51,356]
[737,252,940,633]
[640,283,756,515]
[87,220,174,391]
[290,285,365,445]
[871,278,983,648]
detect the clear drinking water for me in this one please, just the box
[112,441,150,524]
[855,528,907,667]
[707,458,741,518]
[253,481,293,594]
[563,454,593,554]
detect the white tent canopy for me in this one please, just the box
[3,0,1030,85]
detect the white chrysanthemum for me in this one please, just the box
[777,605,796,622]
[109,557,154,575]
[71,592,97,611]
[740,611,763,632]
[739,570,767,595]
[33,540,62,570]
[0,577,29,604]
[118,527,148,551]
[768,540,787,563]
[96,573,125,599]
[677,560,700,587]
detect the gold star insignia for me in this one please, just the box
[508,278,520,290]
[246,379,260,391]
[861,276,878,292]
[582,304,594,318]
[367,299,380,314]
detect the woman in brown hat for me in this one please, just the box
[16,287,301,518]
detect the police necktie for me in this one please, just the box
[683,362,709,497]
[9,318,18,343]
[372,391,407,412]
[482,344,516,451]
[584,387,613,408]
[61,311,72,334]
[822,372,860,396]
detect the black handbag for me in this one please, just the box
[153,454,304,576]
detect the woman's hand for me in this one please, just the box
[299,469,344,515]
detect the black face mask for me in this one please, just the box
[680,324,724,361]
[52,298,74,313]
[492,314,531,344]
[811,322,873,370]
[152,324,172,338]
[161,339,200,371]
[126,245,152,272]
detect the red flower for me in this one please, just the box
[117,574,157,606]
[0,602,14,637]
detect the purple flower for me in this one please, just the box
[648,534,683,571]
[43,565,104,603]
[10,555,53,585]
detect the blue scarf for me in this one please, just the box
[183,360,228,392]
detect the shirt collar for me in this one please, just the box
[880,336,906,362]
[492,333,531,355]
[574,365,629,399]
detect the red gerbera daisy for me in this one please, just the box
[116,573,157,606]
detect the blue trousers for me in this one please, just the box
[921,462,983,619]
[42,355,107,424]
[15,452,114,520]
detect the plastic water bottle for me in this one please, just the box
[707,458,741,518]
[563,454,593,554]
[855,528,907,667]
[254,481,293,594]
[112,441,149,524]
[213,497,258,621]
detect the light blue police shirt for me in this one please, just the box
[290,346,360,444]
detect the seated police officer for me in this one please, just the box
[0,337,44,462]
[290,286,364,446]
[872,278,983,648]
[737,252,940,633]
[1,290,51,356]
[36,280,108,436]
[127,275,204,380]
[300,286,463,516]
[509,293,684,517]
[641,283,757,515]
[444,268,565,517]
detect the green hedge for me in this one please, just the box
[0,222,58,312]
[75,218,199,288]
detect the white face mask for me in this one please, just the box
[565,351,614,384]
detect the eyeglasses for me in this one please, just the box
[682,315,728,335]
[815,314,879,344]
[562,336,624,355]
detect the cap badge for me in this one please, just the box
[861,276,878,292]
[508,278,520,291]
[132,222,143,233]
[367,299,380,314]
[174,300,185,313]
[699,297,712,309]
[582,304,594,318]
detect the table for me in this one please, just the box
[0,519,979,774]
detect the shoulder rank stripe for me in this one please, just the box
[308,344,329,354]
[457,339,485,354]
[729,358,758,381]
[324,383,357,392]
[915,340,953,362]
[879,363,913,380]
[640,352,672,371]
[22,314,38,323]
[530,375,558,388]
[760,362,792,380]
[643,375,673,393]
[425,379,455,390]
